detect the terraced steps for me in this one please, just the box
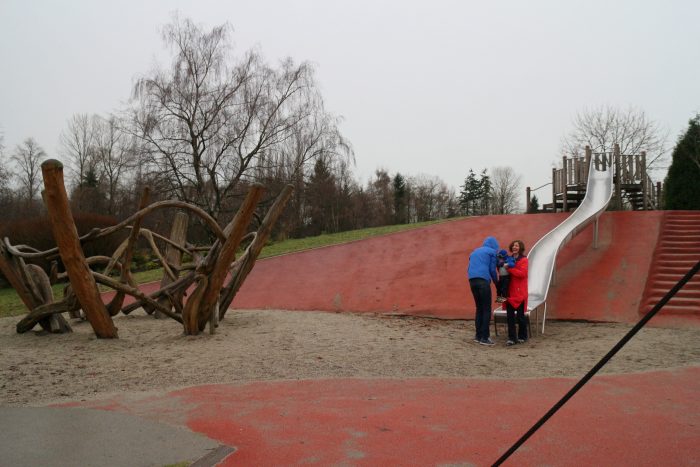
[640,211,700,316]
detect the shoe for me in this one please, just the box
[517,339,527,344]
[506,340,516,346]
[473,337,481,343]
[479,338,496,346]
[495,296,506,303]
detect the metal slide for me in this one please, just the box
[498,156,614,333]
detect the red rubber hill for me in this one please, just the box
[233,210,699,327]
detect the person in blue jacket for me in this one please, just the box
[467,236,499,346]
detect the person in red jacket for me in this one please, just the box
[503,240,529,346]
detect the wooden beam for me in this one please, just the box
[219,185,293,317]
[182,184,265,334]
[41,159,118,338]
[156,212,188,318]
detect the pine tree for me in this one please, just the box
[392,173,407,224]
[664,115,700,210]
[459,169,480,216]
[529,195,540,213]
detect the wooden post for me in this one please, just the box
[41,159,118,338]
[107,187,150,316]
[562,156,568,212]
[156,212,189,318]
[182,184,265,334]
[551,168,557,212]
[585,145,592,176]
[641,151,647,210]
[219,185,294,317]
[614,143,622,210]
[526,187,531,213]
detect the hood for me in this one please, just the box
[483,236,499,251]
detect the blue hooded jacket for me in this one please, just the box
[467,236,499,283]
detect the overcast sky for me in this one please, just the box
[1,0,699,205]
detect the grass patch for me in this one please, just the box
[0,218,456,318]
[257,219,448,259]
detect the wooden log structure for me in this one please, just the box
[107,187,150,316]
[7,159,293,339]
[219,185,294,318]
[182,184,265,334]
[41,159,118,339]
[156,211,189,318]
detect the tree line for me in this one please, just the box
[2,16,691,249]
[0,16,528,245]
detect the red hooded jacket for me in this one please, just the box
[502,255,528,310]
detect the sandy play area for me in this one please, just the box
[2,309,699,407]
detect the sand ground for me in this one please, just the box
[1,309,699,407]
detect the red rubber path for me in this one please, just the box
[91,211,700,465]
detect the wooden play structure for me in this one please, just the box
[0,159,292,337]
[526,144,663,213]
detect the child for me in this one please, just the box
[496,249,515,303]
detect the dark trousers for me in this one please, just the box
[497,275,510,297]
[506,301,528,341]
[469,278,492,340]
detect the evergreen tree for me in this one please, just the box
[665,115,700,210]
[478,169,492,215]
[306,158,337,234]
[529,195,540,213]
[392,172,407,224]
[459,169,480,216]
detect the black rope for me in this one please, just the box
[493,258,700,466]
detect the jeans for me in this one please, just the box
[469,278,492,340]
[506,301,528,341]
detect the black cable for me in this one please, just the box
[493,258,700,466]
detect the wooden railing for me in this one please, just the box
[533,144,662,212]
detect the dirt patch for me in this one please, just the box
[1,309,699,407]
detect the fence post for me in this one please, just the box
[641,151,648,210]
[614,143,621,210]
[562,156,569,212]
[526,186,531,213]
[41,160,118,338]
[552,168,557,212]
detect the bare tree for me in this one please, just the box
[490,166,522,214]
[92,115,137,215]
[60,113,98,188]
[0,131,11,205]
[561,105,669,175]
[11,138,46,206]
[128,16,332,223]
[409,174,455,222]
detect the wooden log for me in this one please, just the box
[41,159,118,339]
[16,297,81,334]
[182,184,265,334]
[92,272,183,323]
[156,212,188,318]
[26,264,72,333]
[107,187,150,316]
[219,185,294,319]
[121,271,195,315]
[0,242,38,312]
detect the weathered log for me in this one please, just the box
[107,188,150,316]
[41,159,118,338]
[26,264,72,333]
[156,212,188,318]
[120,271,195,315]
[182,184,265,334]
[92,272,183,323]
[219,185,294,319]
[0,242,38,312]
[16,297,81,334]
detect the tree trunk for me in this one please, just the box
[41,159,118,338]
